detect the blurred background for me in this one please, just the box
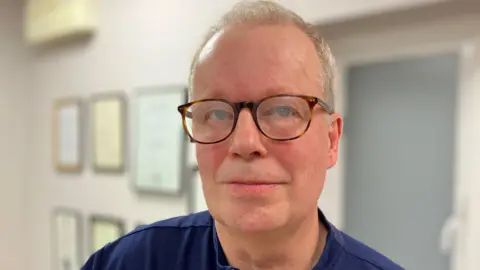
[1,0,479,269]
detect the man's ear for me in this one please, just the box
[327,113,343,169]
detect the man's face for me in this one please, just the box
[192,24,342,233]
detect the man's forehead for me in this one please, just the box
[192,24,322,100]
[195,23,313,66]
[197,29,225,64]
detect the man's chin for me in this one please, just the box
[229,205,288,234]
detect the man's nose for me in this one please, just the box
[228,109,268,160]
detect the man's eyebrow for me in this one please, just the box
[262,86,296,95]
[191,88,229,100]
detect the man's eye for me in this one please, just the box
[205,110,231,120]
[266,106,298,117]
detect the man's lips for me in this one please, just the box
[225,180,285,185]
[224,180,285,194]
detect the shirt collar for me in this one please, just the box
[212,219,234,270]
[211,208,345,270]
[314,209,344,269]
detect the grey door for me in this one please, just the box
[344,53,458,270]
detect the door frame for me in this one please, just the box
[317,11,480,270]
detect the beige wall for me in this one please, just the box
[0,0,31,269]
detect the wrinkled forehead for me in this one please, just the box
[191,24,322,102]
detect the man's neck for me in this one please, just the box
[215,210,327,270]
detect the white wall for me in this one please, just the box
[20,1,465,270]
[279,0,447,23]
[0,0,30,269]
[460,36,480,270]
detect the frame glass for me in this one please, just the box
[52,98,83,173]
[51,208,83,270]
[89,215,125,253]
[91,92,127,173]
[131,85,189,195]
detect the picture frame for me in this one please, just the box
[131,85,189,196]
[51,208,83,270]
[89,215,125,253]
[90,91,127,173]
[52,98,83,173]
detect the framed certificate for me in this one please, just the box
[51,208,83,270]
[89,215,125,253]
[131,86,188,195]
[91,92,127,173]
[52,98,83,173]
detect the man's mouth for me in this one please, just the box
[225,180,284,194]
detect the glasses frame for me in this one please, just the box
[177,94,333,144]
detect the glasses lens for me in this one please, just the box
[184,100,235,143]
[256,96,311,140]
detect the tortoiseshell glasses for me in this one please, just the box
[177,94,333,144]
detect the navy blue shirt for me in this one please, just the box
[82,210,404,269]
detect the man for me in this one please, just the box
[82,1,403,269]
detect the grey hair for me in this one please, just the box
[188,0,336,110]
